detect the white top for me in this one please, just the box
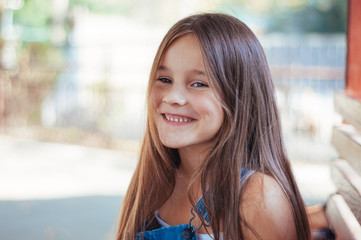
[154,210,223,240]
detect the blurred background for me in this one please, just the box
[0,0,346,239]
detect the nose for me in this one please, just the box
[162,85,187,106]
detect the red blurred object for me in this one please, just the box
[346,0,361,97]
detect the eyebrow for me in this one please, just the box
[157,65,169,71]
[190,69,206,76]
[157,65,206,76]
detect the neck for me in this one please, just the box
[177,143,211,177]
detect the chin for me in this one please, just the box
[159,138,186,149]
[161,142,184,149]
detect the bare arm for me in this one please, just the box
[241,172,298,240]
[306,204,329,230]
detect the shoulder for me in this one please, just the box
[240,172,297,240]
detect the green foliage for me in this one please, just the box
[13,0,134,29]
[69,0,134,14]
[13,0,52,27]
[267,0,347,33]
[218,0,347,33]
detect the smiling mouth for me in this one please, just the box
[163,113,194,123]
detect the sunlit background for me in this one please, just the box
[0,0,346,239]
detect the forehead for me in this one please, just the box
[158,34,205,72]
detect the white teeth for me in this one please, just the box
[164,114,191,123]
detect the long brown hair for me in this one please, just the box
[117,13,310,240]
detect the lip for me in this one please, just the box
[161,113,195,125]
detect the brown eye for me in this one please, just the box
[192,82,208,88]
[157,77,172,84]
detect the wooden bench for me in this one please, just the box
[321,1,361,238]
[324,92,361,239]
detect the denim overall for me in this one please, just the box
[136,168,254,240]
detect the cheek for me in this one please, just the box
[151,88,164,108]
[212,105,224,129]
[199,96,224,126]
[150,90,161,110]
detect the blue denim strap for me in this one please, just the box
[194,168,254,224]
[136,224,197,240]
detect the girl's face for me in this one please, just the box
[151,34,224,151]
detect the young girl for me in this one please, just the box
[117,13,311,240]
